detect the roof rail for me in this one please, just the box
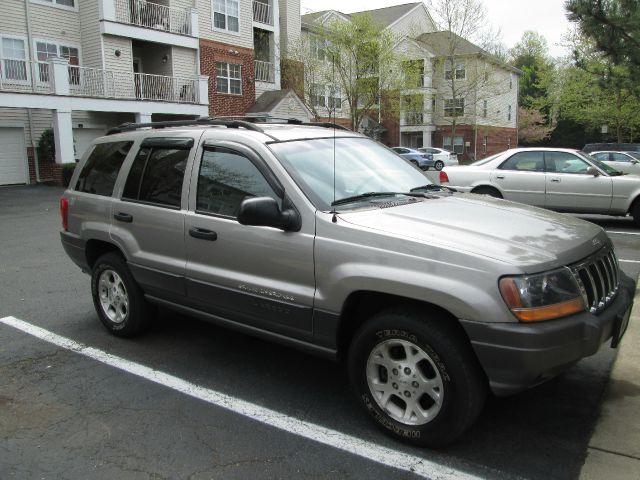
[106,117,266,135]
[106,116,351,136]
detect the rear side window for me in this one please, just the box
[123,146,189,208]
[499,151,544,171]
[75,141,133,196]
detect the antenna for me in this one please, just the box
[331,51,338,223]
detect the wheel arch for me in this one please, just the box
[336,290,476,363]
[470,184,503,197]
[85,239,126,269]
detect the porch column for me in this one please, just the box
[100,0,116,21]
[49,57,70,96]
[52,109,75,164]
[135,112,152,124]
[198,75,209,106]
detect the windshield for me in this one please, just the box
[269,137,434,210]
[576,151,623,175]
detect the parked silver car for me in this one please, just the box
[442,148,640,226]
[391,147,435,170]
[590,151,640,175]
[417,147,459,170]
[60,124,635,448]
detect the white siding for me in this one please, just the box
[279,0,300,57]
[389,4,437,38]
[171,46,197,76]
[197,0,254,49]
[79,0,103,68]
[29,3,82,46]
[103,35,133,72]
[0,1,28,37]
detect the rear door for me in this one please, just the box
[184,142,315,338]
[110,137,194,302]
[491,151,546,206]
[544,151,613,213]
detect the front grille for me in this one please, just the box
[571,247,620,313]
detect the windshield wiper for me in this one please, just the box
[410,184,457,193]
[331,192,423,207]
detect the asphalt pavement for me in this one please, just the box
[1,185,639,480]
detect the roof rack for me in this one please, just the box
[106,116,351,135]
[106,117,266,135]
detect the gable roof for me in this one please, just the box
[248,89,314,120]
[350,2,422,27]
[417,31,522,74]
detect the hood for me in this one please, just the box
[338,193,609,272]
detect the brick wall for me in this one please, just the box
[433,125,518,164]
[27,147,63,185]
[200,39,256,117]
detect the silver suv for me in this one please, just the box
[60,118,635,448]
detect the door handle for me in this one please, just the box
[495,175,505,179]
[189,227,218,241]
[550,178,561,183]
[114,212,133,223]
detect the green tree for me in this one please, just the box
[509,31,554,113]
[566,0,640,73]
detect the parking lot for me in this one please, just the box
[1,185,639,480]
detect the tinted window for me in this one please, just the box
[592,152,609,162]
[611,152,632,162]
[123,147,188,208]
[500,151,544,171]
[546,152,589,174]
[76,141,133,196]
[196,148,280,218]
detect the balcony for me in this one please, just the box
[253,0,273,26]
[113,0,193,35]
[0,58,207,105]
[401,112,425,126]
[254,60,275,83]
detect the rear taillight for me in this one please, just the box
[439,171,449,184]
[60,197,69,231]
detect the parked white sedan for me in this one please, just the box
[590,151,640,175]
[441,148,640,226]
[417,147,458,170]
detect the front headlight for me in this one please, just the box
[499,268,586,322]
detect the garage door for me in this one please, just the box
[73,128,107,161]
[0,127,28,185]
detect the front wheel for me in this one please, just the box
[434,161,445,171]
[348,309,487,448]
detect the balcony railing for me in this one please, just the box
[0,59,53,94]
[68,67,200,103]
[401,112,425,126]
[254,60,275,83]
[252,0,273,25]
[114,0,192,35]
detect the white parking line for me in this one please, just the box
[606,231,640,236]
[0,316,483,480]
[619,259,640,264]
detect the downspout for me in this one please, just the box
[24,0,41,183]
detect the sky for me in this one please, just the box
[300,0,574,58]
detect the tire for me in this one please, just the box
[91,252,150,337]
[410,159,419,167]
[348,308,487,448]
[472,186,502,198]
[434,161,445,171]
[632,201,640,228]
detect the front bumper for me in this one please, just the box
[460,272,636,396]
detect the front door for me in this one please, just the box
[184,143,316,337]
[544,151,613,213]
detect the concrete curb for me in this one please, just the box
[580,278,640,479]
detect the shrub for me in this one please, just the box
[61,163,76,187]
[38,129,56,162]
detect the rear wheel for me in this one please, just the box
[348,308,487,448]
[91,252,150,337]
[434,160,445,171]
[472,186,502,198]
[632,201,640,228]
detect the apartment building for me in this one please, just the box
[299,2,520,162]
[0,0,305,186]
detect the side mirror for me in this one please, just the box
[586,166,600,176]
[631,160,639,165]
[237,197,301,232]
